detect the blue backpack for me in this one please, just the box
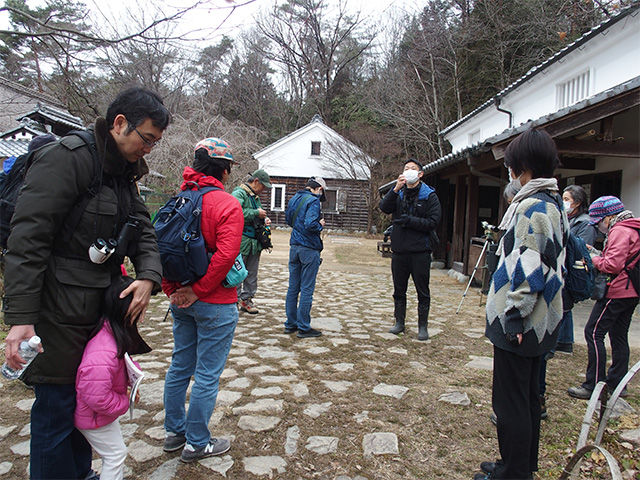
[153,183,217,286]
[565,233,596,303]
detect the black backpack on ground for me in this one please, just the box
[0,131,101,251]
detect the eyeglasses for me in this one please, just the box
[134,127,161,148]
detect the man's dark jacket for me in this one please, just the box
[2,117,162,384]
[379,182,441,254]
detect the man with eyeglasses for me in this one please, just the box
[2,86,170,480]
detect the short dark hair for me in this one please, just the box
[563,184,589,216]
[193,148,231,181]
[504,129,559,179]
[106,87,171,132]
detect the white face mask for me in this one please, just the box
[598,219,609,234]
[507,167,522,192]
[403,169,420,185]
[563,201,573,214]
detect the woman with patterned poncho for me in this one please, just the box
[474,129,569,480]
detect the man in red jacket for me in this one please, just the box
[568,196,640,399]
[161,138,244,462]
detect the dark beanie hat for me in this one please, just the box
[404,158,423,170]
[28,134,57,153]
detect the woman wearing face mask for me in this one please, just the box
[568,196,640,400]
[554,185,598,354]
[477,129,568,480]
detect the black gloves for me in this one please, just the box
[393,214,411,227]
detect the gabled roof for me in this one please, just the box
[18,102,84,131]
[440,3,640,137]
[0,139,29,158]
[0,76,65,109]
[253,114,335,158]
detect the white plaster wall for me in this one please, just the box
[445,12,640,153]
[254,124,370,180]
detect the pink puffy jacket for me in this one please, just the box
[593,217,640,299]
[74,322,138,430]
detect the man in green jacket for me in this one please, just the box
[2,87,170,480]
[232,169,272,314]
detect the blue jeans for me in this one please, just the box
[31,383,92,480]
[164,301,238,448]
[557,309,574,344]
[285,244,322,332]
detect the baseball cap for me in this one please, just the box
[588,195,625,225]
[252,169,271,189]
[307,176,327,202]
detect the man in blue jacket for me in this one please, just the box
[283,176,326,338]
[379,159,441,341]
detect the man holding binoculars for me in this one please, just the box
[2,87,170,480]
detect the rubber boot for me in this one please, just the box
[389,299,406,335]
[417,304,429,341]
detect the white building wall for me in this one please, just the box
[444,12,640,153]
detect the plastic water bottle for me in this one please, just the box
[1,336,41,380]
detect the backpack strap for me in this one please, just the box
[291,195,313,227]
[59,130,103,244]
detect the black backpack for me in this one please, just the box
[621,227,640,296]
[0,131,101,251]
[565,232,596,302]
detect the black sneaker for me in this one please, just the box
[555,342,573,354]
[163,432,186,452]
[297,328,322,338]
[181,437,230,463]
[283,326,298,334]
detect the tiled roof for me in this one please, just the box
[426,77,640,175]
[0,77,64,108]
[18,103,84,130]
[440,4,640,136]
[0,139,29,158]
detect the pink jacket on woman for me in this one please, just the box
[74,322,138,429]
[593,217,640,299]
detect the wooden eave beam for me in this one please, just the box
[554,138,640,158]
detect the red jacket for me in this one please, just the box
[593,217,640,299]
[161,167,243,304]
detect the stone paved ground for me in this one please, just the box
[0,231,638,479]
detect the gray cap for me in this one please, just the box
[252,169,271,189]
[307,176,327,202]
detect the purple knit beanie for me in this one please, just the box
[588,195,625,225]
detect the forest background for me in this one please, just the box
[0,0,635,221]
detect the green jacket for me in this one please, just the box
[231,183,264,256]
[2,117,162,384]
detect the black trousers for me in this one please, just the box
[582,296,639,391]
[391,251,432,309]
[492,346,540,480]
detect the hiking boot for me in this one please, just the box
[181,437,231,463]
[568,386,592,399]
[84,470,100,480]
[540,395,548,420]
[297,328,322,338]
[555,342,573,354]
[163,432,186,452]
[240,299,259,314]
[480,460,502,474]
[283,326,298,334]
[474,473,493,480]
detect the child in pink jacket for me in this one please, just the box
[75,276,151,480]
